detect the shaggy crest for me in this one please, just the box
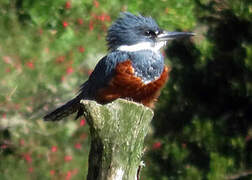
[106,12,161,51]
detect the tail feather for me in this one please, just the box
[43,97,81,121]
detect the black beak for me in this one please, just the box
[157,31,195,41]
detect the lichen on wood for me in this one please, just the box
[81,98,154,180]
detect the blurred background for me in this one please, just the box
[0,0,251,179]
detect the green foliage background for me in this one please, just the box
[0,0,251,179]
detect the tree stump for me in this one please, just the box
[80,98,154,180]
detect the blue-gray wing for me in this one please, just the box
[78,51,129,99]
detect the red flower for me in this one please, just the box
[28,167,33,173]
[93,0,99,8]
[98,15,105,22]
[56,56,65,63]
[65,171,72,180]
[50,170,55,176]
[78,46,85,53]
[98,13,111,22]
[74,143,82,149]
[0,144,7,149]
[80,118,86,126]
[63,21,68,28]
[104,14,111,21]
[2,114,6,118]
[89,21,94,31]
[64,155,72,162]
[77,18,83,25]
[26,62,34,69]
[51,146,58,153]
[66,67,74,75]
[65,1,71,9]
[5,67,11,73]
[152,141,162,150]
[61,75,65,81]
[3,56,12,64]
[23,153,32,163]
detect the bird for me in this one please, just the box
[44,12,194,121]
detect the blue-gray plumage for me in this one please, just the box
[44,12,194,121]
[106,12,162,51]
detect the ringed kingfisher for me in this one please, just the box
[44,12,194,121]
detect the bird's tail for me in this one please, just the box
[43,97,81,121]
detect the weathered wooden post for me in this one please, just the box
[81,98,154,180]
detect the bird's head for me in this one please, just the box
[106,12,194,52]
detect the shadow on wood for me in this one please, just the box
[81,98,154,180]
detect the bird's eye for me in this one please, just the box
[145,30,156,37]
